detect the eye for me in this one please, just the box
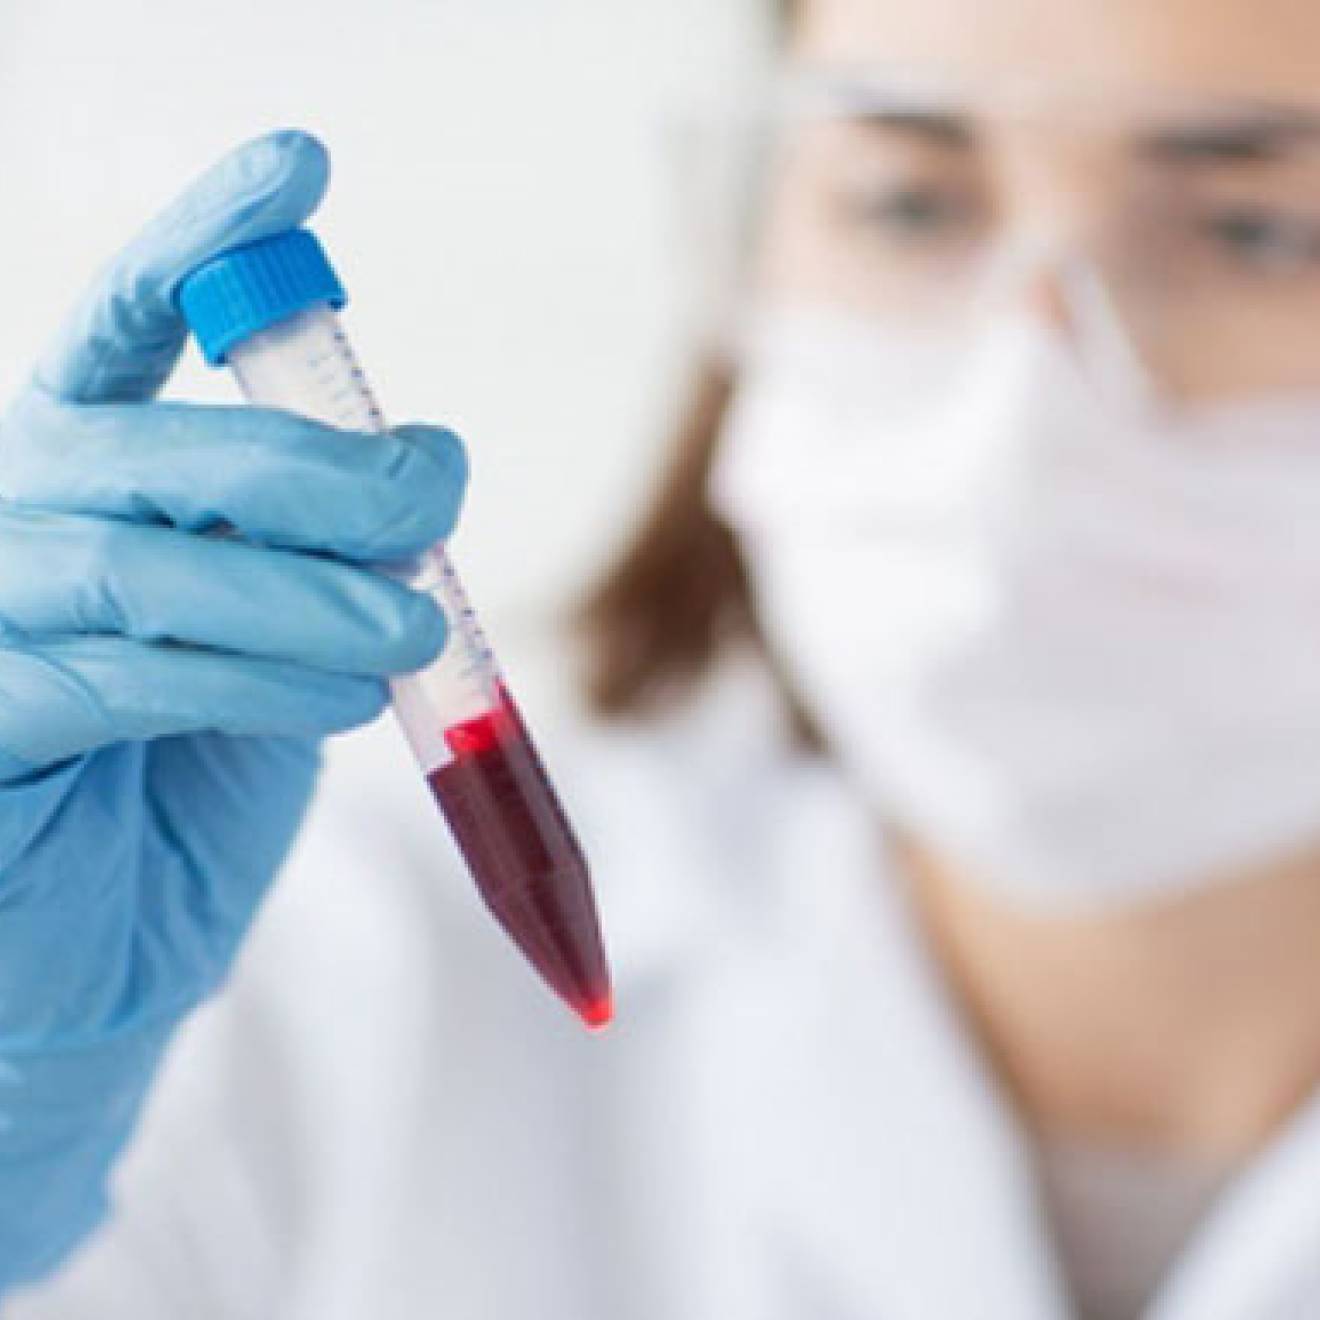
[837,180,983,243]
[1200,207,1320,272]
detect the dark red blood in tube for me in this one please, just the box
[427,685,613,1028]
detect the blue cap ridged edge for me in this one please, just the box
[175,228,347,366]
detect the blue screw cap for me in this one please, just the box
[176,228,347,366]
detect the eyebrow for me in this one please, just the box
[1141,114,1320,164]
[846,109,977,150]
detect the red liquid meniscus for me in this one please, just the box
[427,685,613,1029]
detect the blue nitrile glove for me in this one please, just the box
[0,130,467,1291]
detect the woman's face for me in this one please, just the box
[760,0,1320,400]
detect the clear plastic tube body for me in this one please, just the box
[226,304,613,1029]
[229,306,492,757]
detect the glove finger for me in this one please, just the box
[0,505,448,676]
[0,636,389,774]
[32,130,329,406]
[1,394,466,561]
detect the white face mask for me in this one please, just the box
[711,306,1320,910]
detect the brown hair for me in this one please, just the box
[576,356,749,707]
[575,1,814,741]
[574,347,822,745]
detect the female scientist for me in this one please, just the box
[7,0,1320,1316]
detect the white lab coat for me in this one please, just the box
[10,659,1320,1320]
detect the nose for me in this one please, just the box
[988,234,1087,344]
[994,128,1119,343]
[1002,246,1157,406]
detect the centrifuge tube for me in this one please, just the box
[177,229,613,1030]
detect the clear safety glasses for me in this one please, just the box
[738,67,1320,402]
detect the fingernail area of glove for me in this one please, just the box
[388,592,448,674]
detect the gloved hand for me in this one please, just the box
[0,130,467,1291]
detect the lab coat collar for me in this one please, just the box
[1149,1084,1320,1317]
[683,758,1320,1320]
[674,745,1074,1319]
[688,769,1320,1320]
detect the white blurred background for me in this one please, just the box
[0,0,772,682]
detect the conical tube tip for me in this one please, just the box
[579,991,615,1031]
